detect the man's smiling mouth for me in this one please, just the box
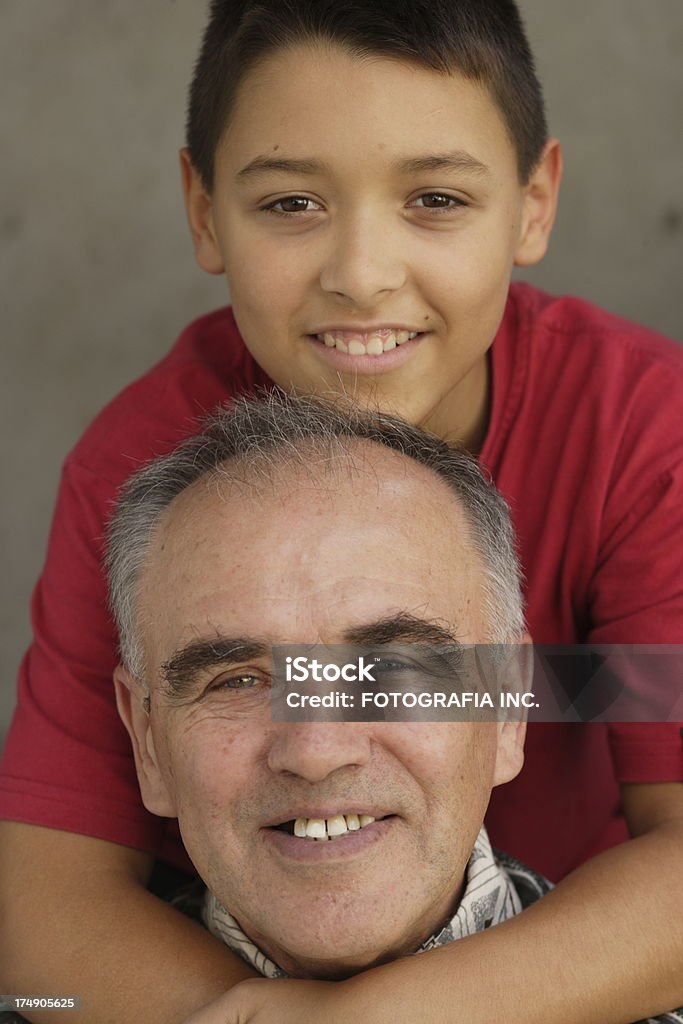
[313,330,422,355]
[272,812,392,841]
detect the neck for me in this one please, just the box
[420,351,490,454]
[238,879,464,980]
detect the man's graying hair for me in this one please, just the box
[106,392,524,678]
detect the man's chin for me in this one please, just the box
[235,890,451,981]
[251,929,415,981]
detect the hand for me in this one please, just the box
[183,977,339,1024]
[182,958,439,1024]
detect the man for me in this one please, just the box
[104,392,681,1024]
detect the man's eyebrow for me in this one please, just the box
[343,613,461,647]
[160,618,459,696]
[160,637,268,698]
[235,150,490,183]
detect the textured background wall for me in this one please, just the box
[1,1,682,739]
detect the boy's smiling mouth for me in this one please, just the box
[313,328,422,355]
[307,326,428,369]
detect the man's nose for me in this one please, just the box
[319,209,407,307]
[267,722,372,783]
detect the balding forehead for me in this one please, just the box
[153,436,475,556]
[143,442,481,615]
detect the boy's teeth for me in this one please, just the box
[292,813,377,841]
[320,331,418,355]
[365,338,384,355]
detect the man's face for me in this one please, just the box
[184,44,557,446]
[120,449,523,978]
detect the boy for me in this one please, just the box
[1,2,682,1022]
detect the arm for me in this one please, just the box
[182,782,683,1024]
[0,823,256,1024]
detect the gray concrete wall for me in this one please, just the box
[1,1,682,739]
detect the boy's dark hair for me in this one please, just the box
[187,0,548,191]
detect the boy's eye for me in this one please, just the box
[409,192,466,211]
[261,196,323,216]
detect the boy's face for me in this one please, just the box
[185,44,558,444]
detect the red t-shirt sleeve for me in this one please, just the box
[607,724,683,782]
[590,464,683,783]
[0,458,174,855]
[485,288,683,877]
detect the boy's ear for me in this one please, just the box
[113,665,177,818]
[179,148,225,275]
[514,139,563,268]
[492,634,533,787]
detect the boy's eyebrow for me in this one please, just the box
[236,157,325,181]
[397,151,491,178]
[235,149,490,182]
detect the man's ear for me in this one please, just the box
[179,147,225,275]
[492,636,533,787]
[493,718,526,787]
[113,665,177,818]
[514,138,563,268]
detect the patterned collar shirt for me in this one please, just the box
[203,827,683,1024]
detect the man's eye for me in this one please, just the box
[261,196,322,216]
[371,659,423,691]
[370,649,466,691]
[372,658,411,674]
[409,193,466,211]
[212,673,264,691]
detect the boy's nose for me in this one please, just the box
[319,214,407,306]
[267,721,372,783]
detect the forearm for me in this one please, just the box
[0,823,255,1024]
[346,816,683,1023]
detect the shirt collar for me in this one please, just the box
[202,826,522,979]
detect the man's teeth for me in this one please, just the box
[319,330,419,355]
[292,813,377,841]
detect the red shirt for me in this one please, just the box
[1,283,681,881]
